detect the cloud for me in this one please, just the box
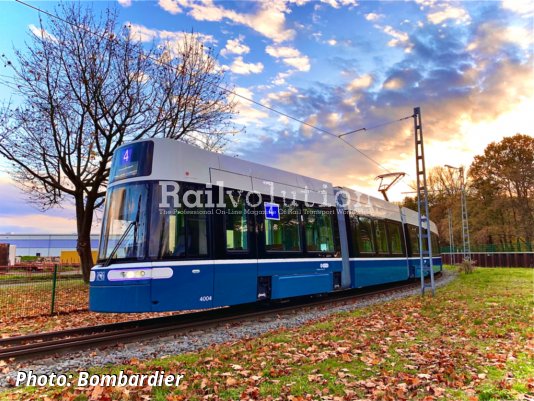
[383,77,404,90]
[467,22,534,54]
[125,24,217,64]
[381,25,413,53]
[117,0,132,7]
[162,0,295,43]
[265,45,311,72]
[158,0,182,14]
[348,74,373,91]
[126,23,216,46]
[427,5,470,25]
[232,87,269,126]
[126,23,159,42]
[365,13,383,21]
[299,114,318,138]
[264,87,299,107]
[237,21,533,200]
[221,36,250,57]
[272,70,296,86]
[0,215,81,234]
[320,0,358,8]
[501,0,534,17]
[228,56,264,75]
[0,176,93,234]
[28,24,57,42]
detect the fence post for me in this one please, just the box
[50,263,58,315]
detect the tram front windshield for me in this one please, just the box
[98,183,149,262]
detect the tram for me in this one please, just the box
[89,139,441,312]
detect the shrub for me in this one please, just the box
[459,258,476,273]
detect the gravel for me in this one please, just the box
[1,270,456,389]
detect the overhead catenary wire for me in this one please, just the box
[11,0,416,190]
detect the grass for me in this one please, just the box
[2,268,533,401]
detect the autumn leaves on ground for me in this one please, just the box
[0,281,185,337]
[3,268,533,401]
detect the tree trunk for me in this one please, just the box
[77,233,94,283]
[75,195,96,283]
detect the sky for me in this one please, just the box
[0,0,532,234]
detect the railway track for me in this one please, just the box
[0,276,440,361]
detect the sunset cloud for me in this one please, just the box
[232,87,269,126]
[1,0,532,234]
[265,45,311,72]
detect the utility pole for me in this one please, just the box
[413,107,435,296]
[447,208,455,265]
[445,165,471,262]
[460,167,471,261]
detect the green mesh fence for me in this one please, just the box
[441,242,533,253]
[0,264,88,322]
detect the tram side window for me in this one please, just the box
[357,216,375,254]
[265,204,301,252]
[431,233,440,256]
[387,222,404,254]
[409,225,431,256]
[150,183,209,259]
[409,225,420,255]
[225,194,248,252]
[304,208,335,252]
[348,213,358,255]
[375,220,390,255]
[185,212,208,257]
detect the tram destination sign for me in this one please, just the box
[264,202,280,220]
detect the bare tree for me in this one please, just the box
[0,4,237,281]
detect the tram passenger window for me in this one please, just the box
[265,204,301,252]
[375,220,389,255]
[304,208,334,252]
[431,233,440,256]
[349,214,358,255]
[388,222,403,254]
[357,216,375,254]
[225,194,248,251]
[166,213,186,257]
[409,225,431,256]
[150,183,209,259]
[186,213,208,256]
[409,226,420,255]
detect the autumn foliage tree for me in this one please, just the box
[0,4,237,281]
[469,134,534,247]
[403,134,533,251]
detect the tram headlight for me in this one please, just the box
[121,270,147,279]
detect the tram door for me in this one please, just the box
[209,168,260,307]
[150,196,214,311]
[211,188,259,307]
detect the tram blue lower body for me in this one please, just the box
[412,257,442,278]
[350,259,408,288]
[90,281,152,313]
[89,257,442,313]
[89,260,343,312]
[349,257,443,288]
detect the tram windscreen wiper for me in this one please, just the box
[103,195,142,267]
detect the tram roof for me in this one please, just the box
[116,139,336,205]
[112,139,439,232]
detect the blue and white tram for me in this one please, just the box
[89,139,442,312]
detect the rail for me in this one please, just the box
[0,276,440,361]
